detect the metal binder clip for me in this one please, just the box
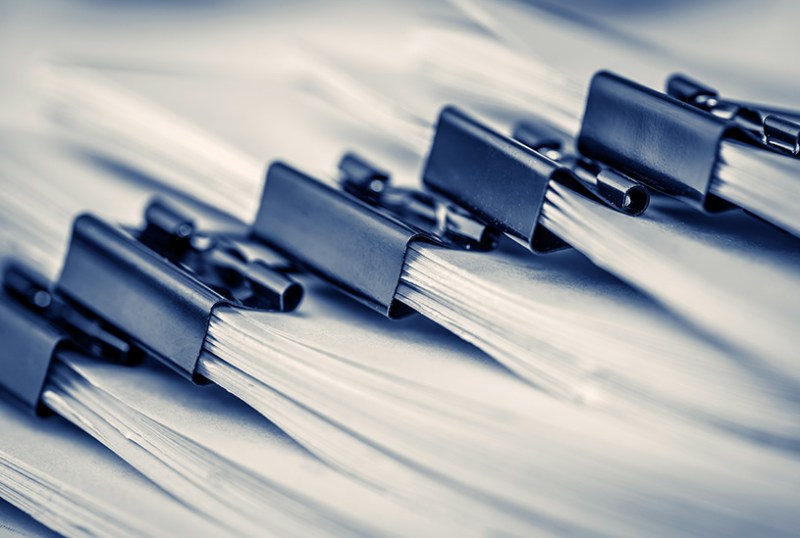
[667,74,800,156]
[422,106,649,254]
[251,155,499,319]
[0,199,302,403]
[0,264,140,414]
[513,120,649,216]
[578,71,798,212]
[4,265,138,364]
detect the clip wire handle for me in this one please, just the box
[577,71,751,212]
[252,162,426,319]
[423,106,584,253]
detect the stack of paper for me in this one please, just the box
[1,136,799,535]
[47,354,470,537]
[40,66,800,439]
[0,1,798,536]
[0,401,223,537]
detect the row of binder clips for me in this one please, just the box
[1,69,799,414]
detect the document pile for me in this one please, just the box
[0,0,799,536]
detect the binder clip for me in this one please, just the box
[577,71,800,212]
[0,200,302,413]
[512,120,649,216]
[422,106,650,254]
[251,154,498,319]
[0,265,134,415]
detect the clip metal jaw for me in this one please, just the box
[668,75,800,156]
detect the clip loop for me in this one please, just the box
[668,74,800,156]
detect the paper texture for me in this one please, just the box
[0,499,57,538]
[55,354,462,537]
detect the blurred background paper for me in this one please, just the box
[2,0,799,125]
[513,0,800,102]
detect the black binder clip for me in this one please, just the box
[251,153,498,319]
[512,120,649,216]
[422,106,650,254]
[0,200,302,413]
[577,71,800,212]
[0,264,139,415]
